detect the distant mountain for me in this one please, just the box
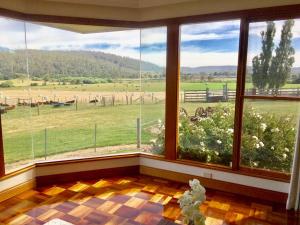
[0,48,299,79]
[0,49,163,79]
[181,66,300,75]
[181,66,238,74]
[0,46,9,52]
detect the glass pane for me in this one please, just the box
[0,17,35,173]
[140,27,166,155]
[22,22,141,162]
[246,19,300,97]
[241,100,299,173]
[179,20,240,166]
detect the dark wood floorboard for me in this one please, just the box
[0,175,299,225]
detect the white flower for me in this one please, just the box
[253,162,258,167]
[255,144,260,149]
[207,155,211,162]
[260,123,267,132]
[259,141,264,147]
[252,136,258,141]
[216,140,222,145]
[150,139,156,144]
[214,151,219,156]
[271,146,275,150]
[283,153,287,160]
[178,179,206,225]
[284,148,289,152]
[189,179,200,190]
[200,142,204,147]
[227,128,234,134]
[271,128,280,133]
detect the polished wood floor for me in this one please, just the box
[0,175,299,225]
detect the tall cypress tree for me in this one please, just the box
[252,22,276,92]
[269,20,295,94]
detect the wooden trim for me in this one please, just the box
[0,164,35,181]
[0,179,35,203]
[0,4,300,28]
[35,152,140,167]
[0,115,4,177]
[240,166,290,181]
[140,165,288,204]
[232,18,249,170]
[36,165,139,187]
[165,24,180,160]
[0,8,141,28]
[141,155,290,182]
[244,95,300,101]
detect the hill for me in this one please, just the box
[0,49,299,80]
[0,49,163,79]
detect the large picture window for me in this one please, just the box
[178,20,240,166]
[0,18,166,173]
[0,6,299,180]
[241,19,300,173]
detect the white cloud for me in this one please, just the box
[141,52,166,67]
[180,51,238,67]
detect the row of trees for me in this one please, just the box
[252,20,295,94]
[0,50,163,80]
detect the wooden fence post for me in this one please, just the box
[223,83,228,101]
[44,128,47,160]
[137,118,141,149]
[206,88,210,102]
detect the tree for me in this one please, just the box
[269,20,295,94]
[252,22,276,92]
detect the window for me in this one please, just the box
[140,27,166,155]
[1,20,166,172]
[178,20,240,166]
[241,19,300,173]
[0,17,35,173]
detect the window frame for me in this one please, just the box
[0,4,300,181]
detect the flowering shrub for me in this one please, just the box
[178,179,206,225]
[150,104,296,172]
[241,107,296,172]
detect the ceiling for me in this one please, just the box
[0,0,299,31]
[42,0,196,8]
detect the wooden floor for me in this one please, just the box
[0,175,299,225]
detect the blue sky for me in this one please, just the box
[0,17,299,67]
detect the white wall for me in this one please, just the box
[139,157,290,193]
[0,167,35,192]
[36,157,140,176]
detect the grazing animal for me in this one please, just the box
[66,100,75,104]
[0,108,7,114]
[30,103,39,107]
[89,99,98,103]
[5,105,15,111]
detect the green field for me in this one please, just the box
[2,79,300,92]
[3,99,300,166]
[2,79,300,170]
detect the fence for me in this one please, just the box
[184,86,300,103]
[3,118,162,163]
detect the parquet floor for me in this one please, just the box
[0,175,299,225]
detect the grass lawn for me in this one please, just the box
[2,102,165,164]
[2,79,300,92]
[3,98,300,165]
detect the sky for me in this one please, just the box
[0,17,299,67]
